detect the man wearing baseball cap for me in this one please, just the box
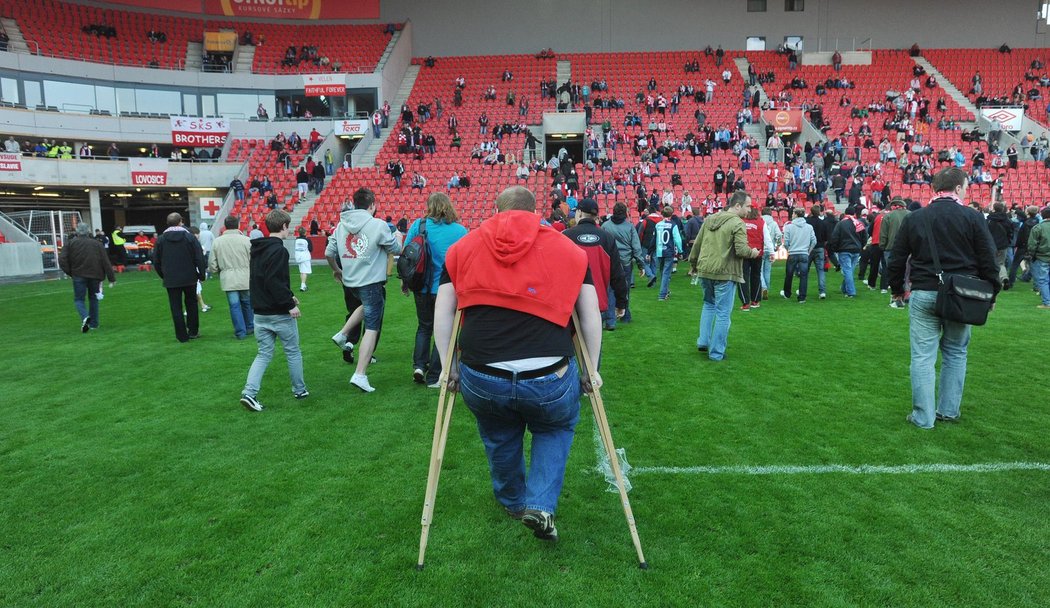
[564,198,628,331]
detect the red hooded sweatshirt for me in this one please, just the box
[445,210,587,326]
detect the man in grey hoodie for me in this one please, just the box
[326,188,403,392]
[600,202,646,323]
[781,207,817,303]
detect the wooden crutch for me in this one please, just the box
[571,310,649,569]
[416,309,461,571]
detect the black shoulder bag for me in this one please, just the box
[920,216,994,326]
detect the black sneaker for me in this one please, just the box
[240,394,264,412]
[521,509,558,541]
[293,390,310,400]
[646,276,657,288]
[81,317,91,333]
[505,506,526,520]
[935,412,959,422]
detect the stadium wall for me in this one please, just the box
[380,0,1047,56]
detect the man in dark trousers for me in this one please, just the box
[805,204,832,298]
[153,212,206,342]
[564,198,628,331]
[433,186,604,542]
[887,168,1000,429]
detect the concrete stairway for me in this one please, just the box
[233,43,255,73]
[912,56,978,119]
[357,64,420,168]
[185,41,202,71]
[557,59,571,84]
[376,30,401,71]
[0,18,29,54]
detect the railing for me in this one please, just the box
[23,40,189,71]
[814,38,873,53]
[250,64,376,75]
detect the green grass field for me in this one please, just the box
[2,264,1048,607]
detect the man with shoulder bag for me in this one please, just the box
[886,167,1000,429]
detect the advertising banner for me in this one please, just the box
[0,152,22,172]
[203,31,238,53]
[334,119,369,136]
[98,0,380,20]
[129,158,169,186]
[762,110,804,133]
[980,107,1024,132]
[304,74,346,97]
[170,116,230,147]
[209,0,379,20]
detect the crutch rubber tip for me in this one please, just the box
[639,562,649,570]
[416,563,425,571]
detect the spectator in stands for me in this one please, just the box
[230,178,245,202]
[59,223,116,333]
[0,30,8,52]
[4,136,20,153]
[832,51,842,71]
[257,104,268,120]
[147,30,166,43]
[107,143,120,160]
[296,167,310,199]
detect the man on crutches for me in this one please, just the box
[433,186,604,542]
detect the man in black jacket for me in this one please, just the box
[563,198,628,331]
[153,213,206,342]
[805,204,832,298]
[985,201,1014,283]
[1008,205,1041,286]
[886,168,1000,429]
[828,206,867,297]
[240,209,307,411]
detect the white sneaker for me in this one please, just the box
[332,331,353,351]
[413,368,425,384]
[350,373,375,393]
[881,289,888,294]
[819,292,827,299]
[202,305,211,312]
[427,382,442,389]
[779,290,788,299]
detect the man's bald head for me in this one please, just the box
[495,186,536,212]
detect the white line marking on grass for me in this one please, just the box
[632,462,1050,476]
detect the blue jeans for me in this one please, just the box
[72,276,100,328]
[372,123,381,137]
[458,358,582,514]
[226,290,254,338]
[696,278,736,361]
[602,285,618,329]
[809,248,827,294]
[908,290,971,428]
[761,256,773,290]
[656,254,674,298]
[838,252,860,296]
[244,313,306,397]
[349,282,386,331]
[1032,259,1050,305]
[783,253,810,301]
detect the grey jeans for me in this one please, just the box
[243,313,306,397]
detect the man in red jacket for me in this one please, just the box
[434,186,603,543]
